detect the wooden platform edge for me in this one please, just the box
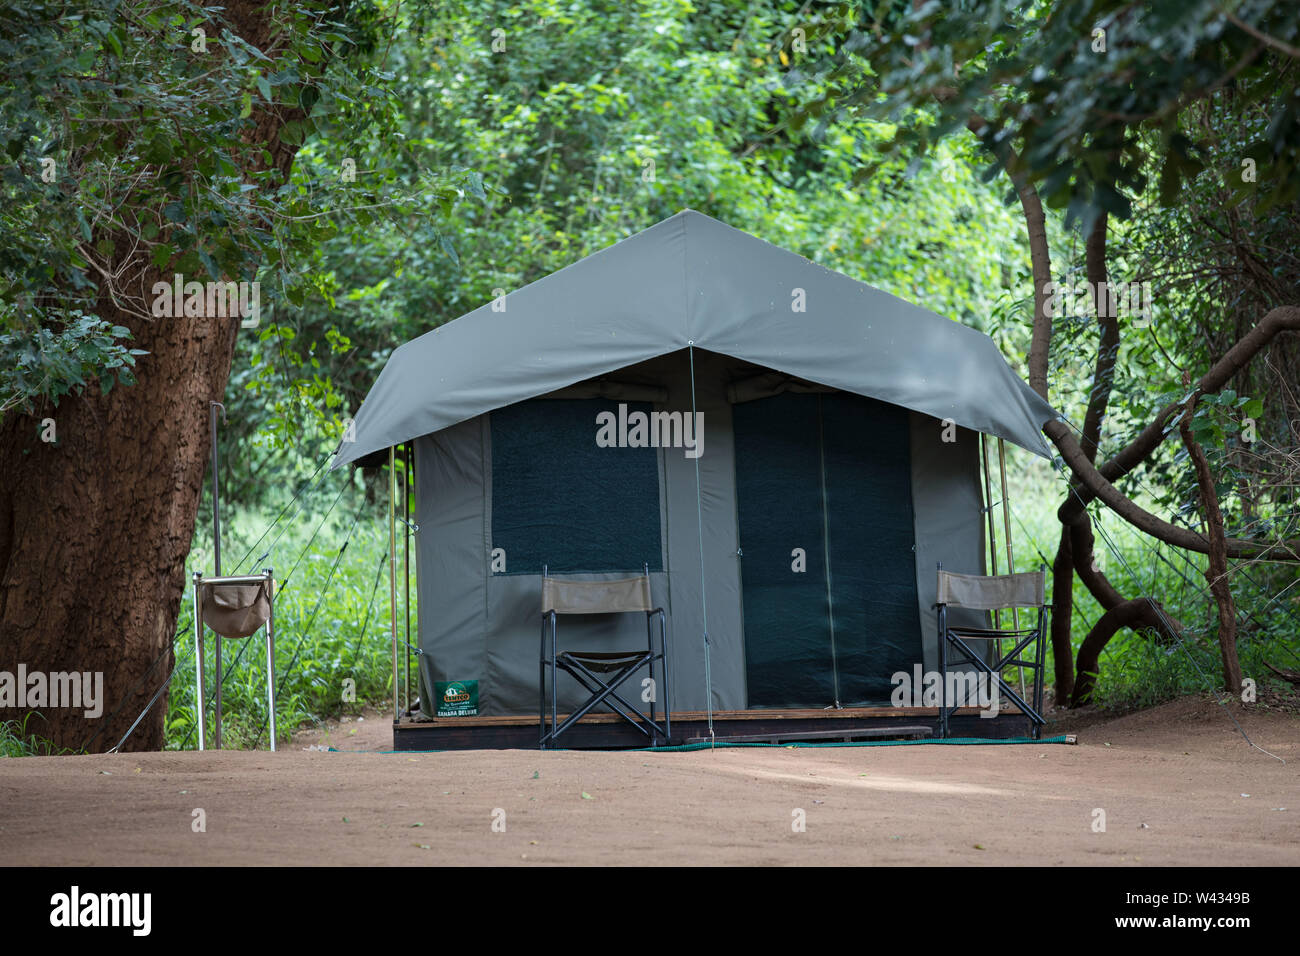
[390,709,1034,750]
[395,705,1019,729]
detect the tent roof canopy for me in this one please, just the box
[333,209,1059,468]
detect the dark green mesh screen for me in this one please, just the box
[491,399,662,574]
[734,392,921,708]
[820,394,922,704]
[732,396,835,707]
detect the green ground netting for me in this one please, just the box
[638,735,1071,751]
[370,735,1072,754]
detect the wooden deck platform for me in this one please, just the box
[391,705,1032,750]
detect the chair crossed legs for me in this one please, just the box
[539,564,670,749]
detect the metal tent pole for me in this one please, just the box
[209,401,225,749]
[981,432,1002,679]
[997,438,1027,700]
[389,446,398,723]
[687,345,713,744]
[404,444,411,717]
[265,567,276,752]
[192,572,205,751]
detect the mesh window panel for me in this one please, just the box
[491,398,663,574]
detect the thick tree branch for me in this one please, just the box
[967,113,1052,400]
[1179,400,1243,692]
[1049,527,1074,701]
[1080,213,1118,463]
[1048,305,1300,560]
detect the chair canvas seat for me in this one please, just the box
[192,571,276,752]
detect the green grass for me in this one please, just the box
[0,712,75,757]
[163,474,410,750]
[1002,444,1300,712]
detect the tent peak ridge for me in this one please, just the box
[332,211,1057,469]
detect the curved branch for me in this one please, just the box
[1071,598,1180,706]
[1048,417,1300,560]
[1049,305,1300,560]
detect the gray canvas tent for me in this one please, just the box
[335,209,1058,721]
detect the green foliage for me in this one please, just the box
[166,473,397,749]
[221,0,1038,491]
[0,311,144,413]
[792,0,1300,231]
[0,0,471,416]
[1007,444,1300,711]
[175,0,1055,739]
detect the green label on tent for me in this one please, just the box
[435,680,479,717]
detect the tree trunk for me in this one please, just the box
[0,310,239,752]
[1050,213,1119,697]
[0,0,311,752]
[1050,526,1075,702]
[1178,403,1243,693]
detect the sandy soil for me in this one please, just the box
[1,695,1296,866]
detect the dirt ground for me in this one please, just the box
[1,695,1296,865]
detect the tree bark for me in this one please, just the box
[1178,402,1243,693]
[0,0,312,752]
[1071,597,1178,706]
[1051,214,1117,698]
[1080,213,1119,461]
[1049,527,1075,702]
[0,306,239,751]
[1050,306,1300,546]
[966,114,1052,401]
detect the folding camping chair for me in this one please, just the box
[192,569,276,751]
[539,564,670,748]
[936,563,1048,739]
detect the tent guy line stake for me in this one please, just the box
[688,345,714,745]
